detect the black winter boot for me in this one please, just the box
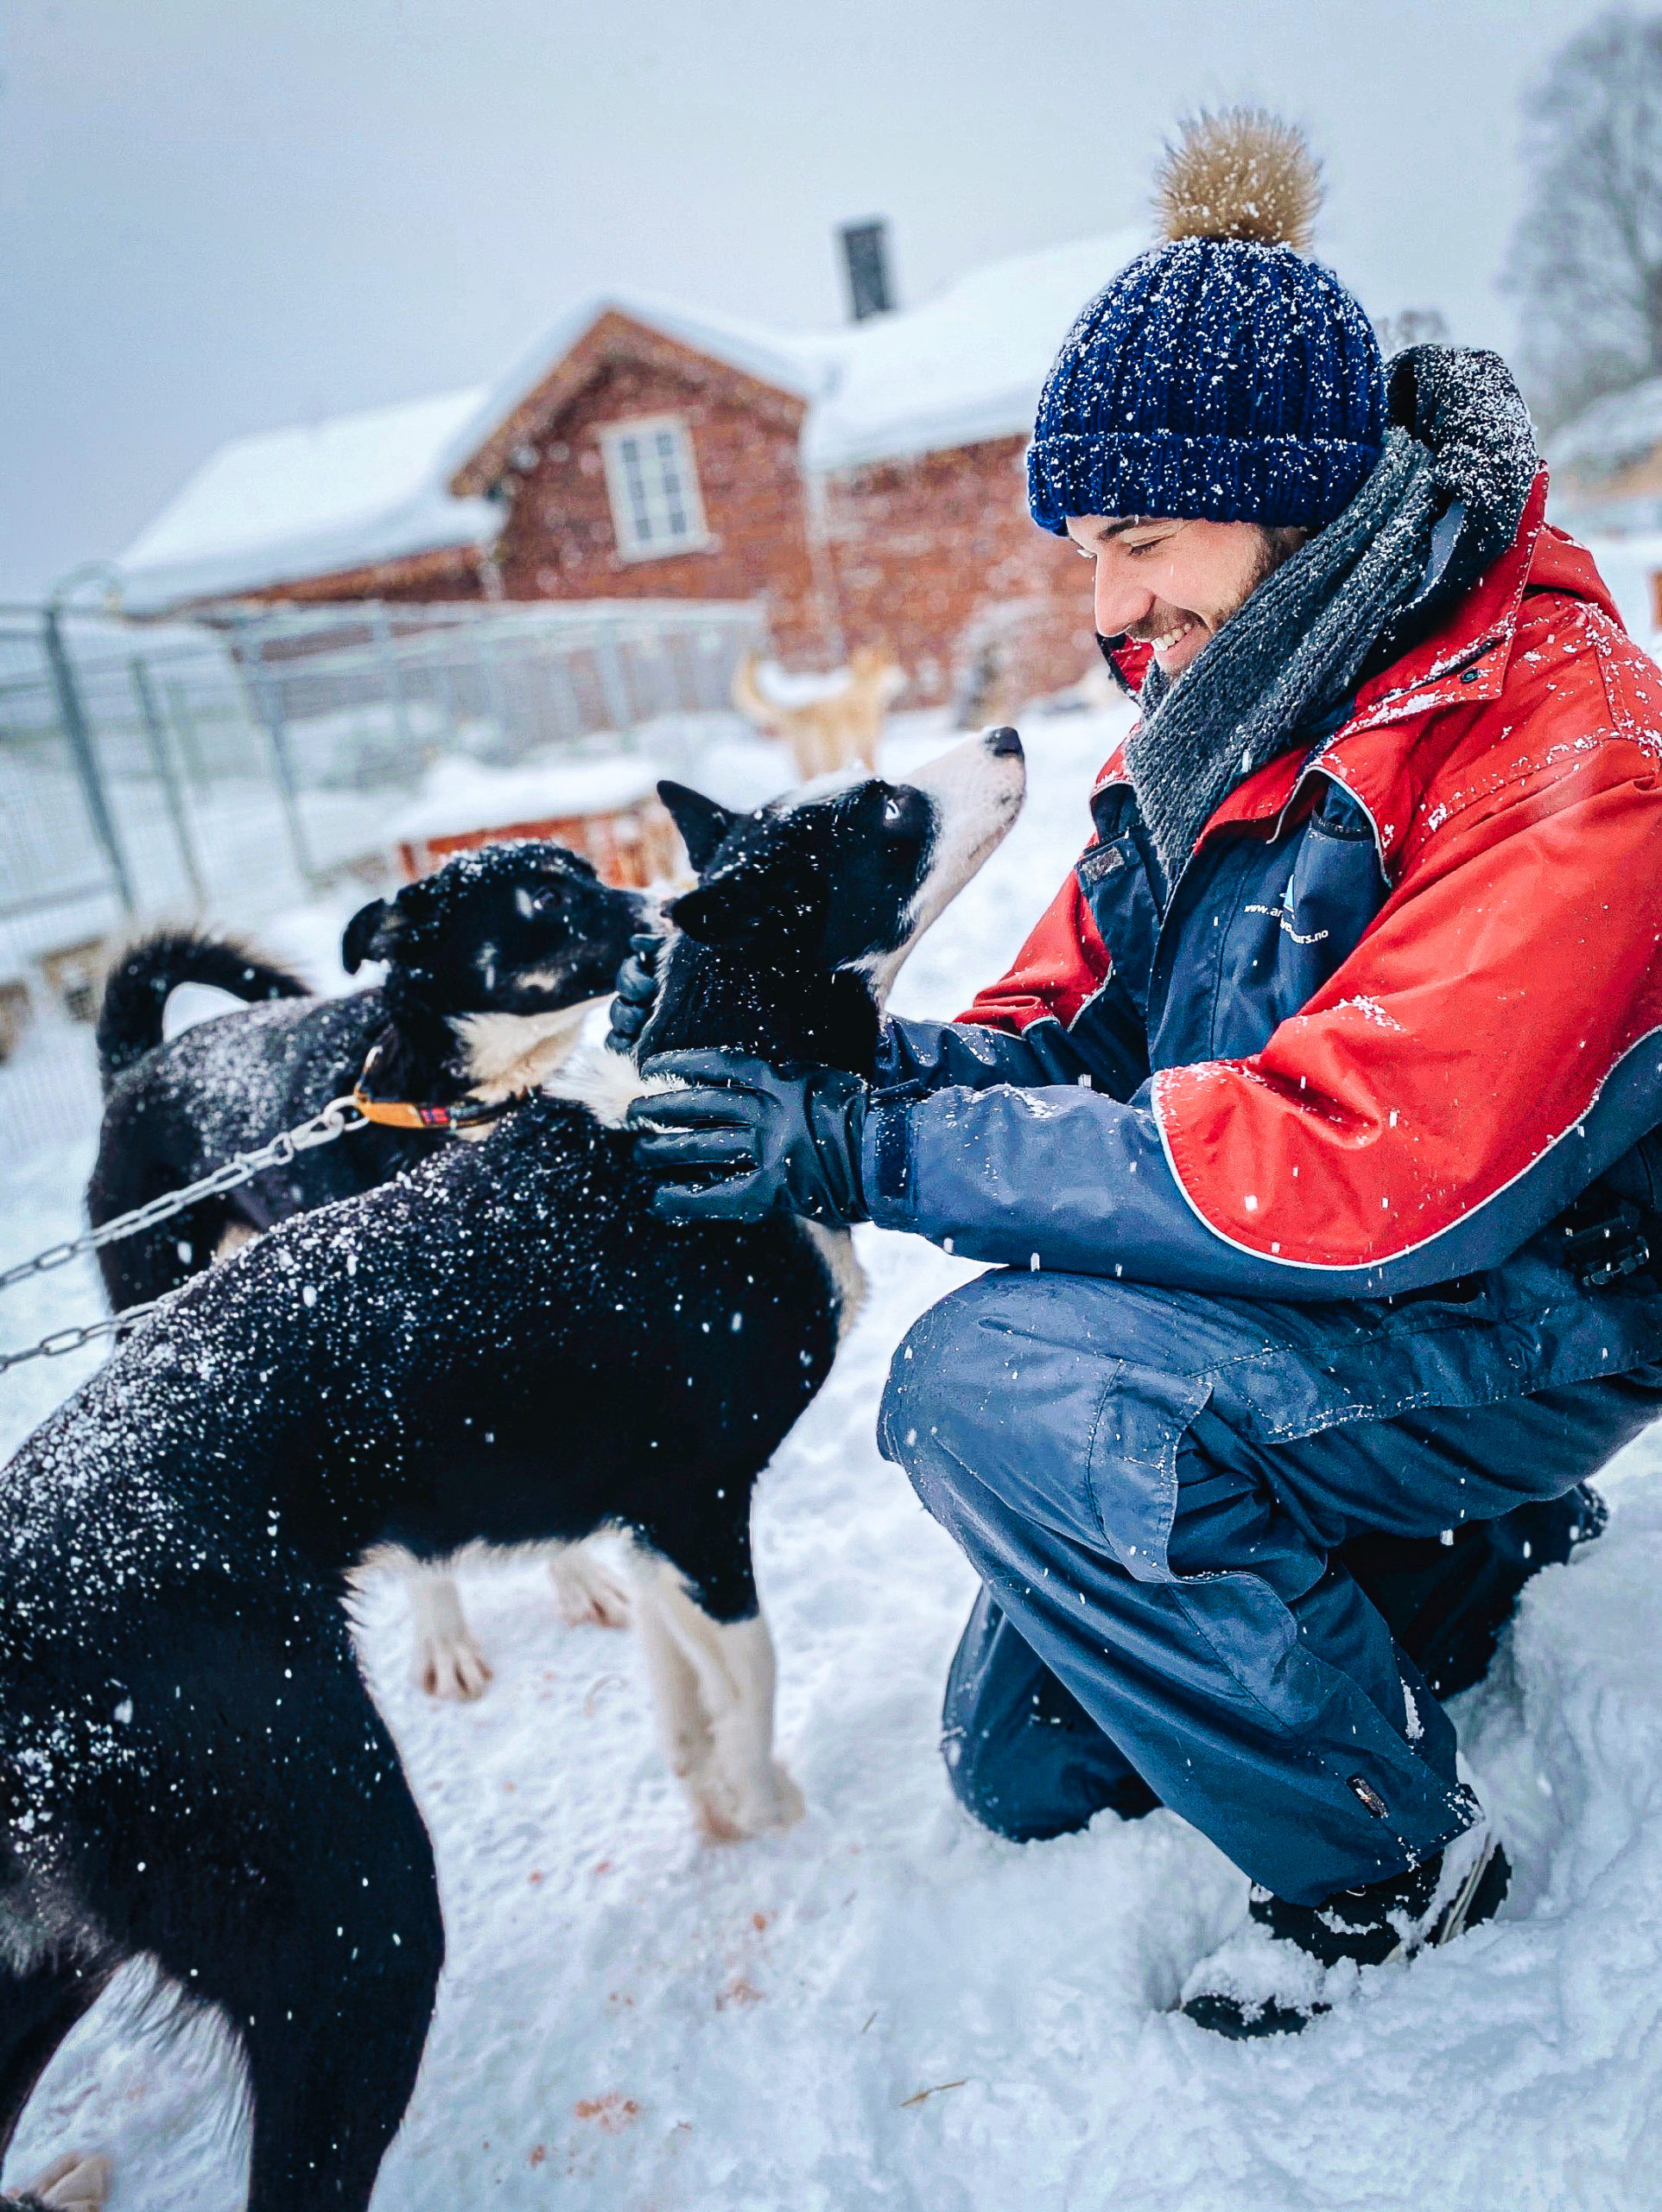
[1181,1818,1511,2038]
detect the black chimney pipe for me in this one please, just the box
[839,219,894,321]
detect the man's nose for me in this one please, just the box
[1093,562,1155,638]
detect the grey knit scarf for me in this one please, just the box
[1123,346,1538,892]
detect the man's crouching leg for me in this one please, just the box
[879,1269,1477,1907]
[936,1503,1603,1845]
[942,1581,1161,1840]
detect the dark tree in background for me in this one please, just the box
[1506,9,1662,433]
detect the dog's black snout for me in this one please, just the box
[985,726,1024,759]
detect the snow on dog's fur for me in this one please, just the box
[87,843,646,1702]
[89,841,645,1310]
[0,731,1024,2212]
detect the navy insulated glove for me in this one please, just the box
[628,1051,869,1227]
[606,931,662,1053]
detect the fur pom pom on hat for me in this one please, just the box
[1154,108,1323,251]
[1028,111,1384,535]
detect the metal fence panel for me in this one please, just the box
[0,596,764,962]
[0,594,766,1159]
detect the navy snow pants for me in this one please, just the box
[879,1262,1662,1904]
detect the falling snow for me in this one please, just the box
[3,709,1662,2208]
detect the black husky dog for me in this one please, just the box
[0,731,1025,2211]
[88,843,648,1699]
[89,841,644,1313]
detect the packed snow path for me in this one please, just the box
[5,705,1662,2209]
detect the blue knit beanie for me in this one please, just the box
[1028,113,1385,535]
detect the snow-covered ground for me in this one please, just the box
[6,703,1662,2209]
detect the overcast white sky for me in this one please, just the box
[0,0,1614,602]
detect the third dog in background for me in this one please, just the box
[732,643,905,779]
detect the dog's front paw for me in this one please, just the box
[691,1793,747,1845]
[691,1760,806,1843]
[14,2152,111,2209]
[412,1625,494,1702]
[735,1762,805,1836]
[549,1548,631,1630]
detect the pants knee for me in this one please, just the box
[940,1586,1161,1843]
[878,1273,1072,1494]
[878,1299,984,1496]
[879,1272,1205,1577]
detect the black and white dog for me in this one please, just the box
[91,841,646,1308]
[89,843,647,1695]
[0,730,1024,2212]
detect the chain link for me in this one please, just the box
[0,1097,369,1380]
[0,1096,368,1299]
[0,1302,168,1376]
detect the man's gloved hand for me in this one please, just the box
[626,1051,869,1226]
[606,932,662,1054]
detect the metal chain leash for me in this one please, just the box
[0,1302,168,1376]
[0,1097,370,1378]
[0,1095,368,1300]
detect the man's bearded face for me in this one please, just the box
[1064,515,1307,680]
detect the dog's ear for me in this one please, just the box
[668,860,772,946]
[341,898,403,975]
[658,781,737,874]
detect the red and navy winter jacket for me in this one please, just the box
[864,478,1662,1300]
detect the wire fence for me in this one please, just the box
[0,594,766,1163]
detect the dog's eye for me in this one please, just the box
[881,791,923,834]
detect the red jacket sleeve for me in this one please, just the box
[955,868,1111,1033]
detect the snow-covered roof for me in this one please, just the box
[796,232,1142,472]
[115,390,502,614]
[1549,378,1662,483]
[438,290,825,493]
[436,231,1142,483]
[116,229,1144,612]
[391,753,660,844]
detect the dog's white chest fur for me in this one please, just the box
[453,995,609,1103]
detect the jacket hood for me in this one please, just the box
[1361,345,1538,678]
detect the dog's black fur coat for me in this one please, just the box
[87,842,642,1312]
[0,738,1024,2211]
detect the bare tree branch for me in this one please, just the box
[1504,10,1662,431]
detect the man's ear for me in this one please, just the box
[658,781,738,874]
[668,861,771,946]
[341,898,402,975]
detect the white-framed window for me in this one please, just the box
[598,415,709,561]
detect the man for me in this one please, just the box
[625,112,1662,2035]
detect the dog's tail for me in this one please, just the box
[95,930,310,1093]
[731,651,783,734]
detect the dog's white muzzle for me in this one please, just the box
[901,725,1027,944]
